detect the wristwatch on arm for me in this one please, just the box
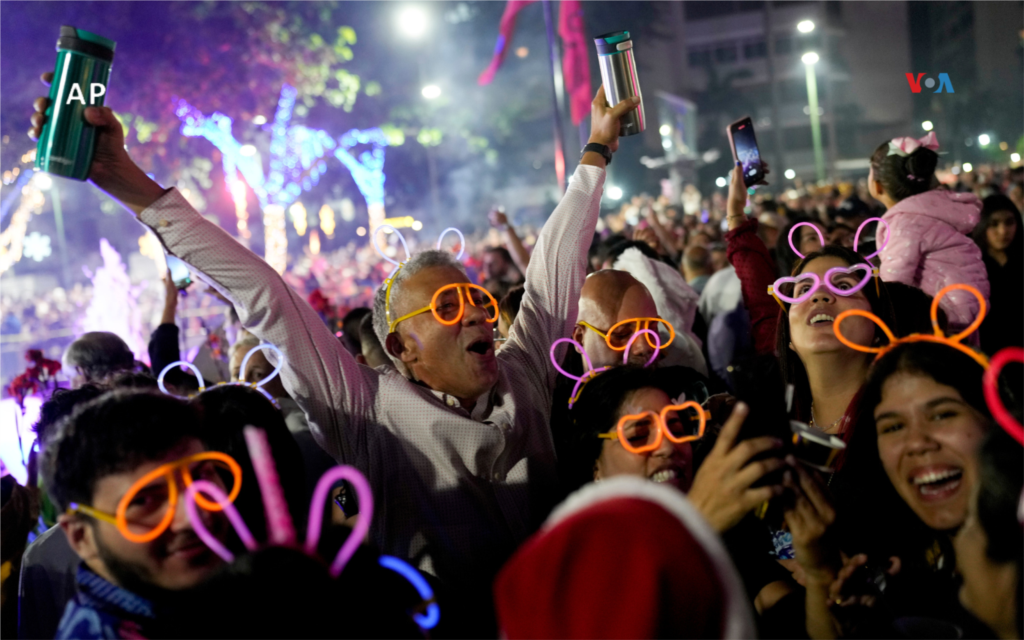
[581,142,612,166]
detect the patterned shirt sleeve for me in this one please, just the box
[499,165,605,400]
[137,190,377,463]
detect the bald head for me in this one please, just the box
[575,270,660,368]
[579,271,655,327]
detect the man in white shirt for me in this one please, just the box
[29,78,638,601]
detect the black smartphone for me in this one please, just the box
[166,254,192,290]
[727,116,766,187]
[727,356,792,446]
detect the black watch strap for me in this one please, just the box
[581,142,612,166]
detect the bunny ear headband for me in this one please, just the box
[186,427,440,631]
[550,330,661,409]
[788,217,891,262]
[157,343,284,409]
[833,283,989,369]
[372,224,467,329]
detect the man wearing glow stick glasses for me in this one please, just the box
[573,261,707,376]
[41,391,233,640]
[29,76,640,623]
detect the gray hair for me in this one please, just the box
[372,249,467,374]
[62,331,135,383]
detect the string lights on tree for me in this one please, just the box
[175,84,390,272]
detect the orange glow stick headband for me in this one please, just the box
[832,283,989,369]
[67,451,243,544]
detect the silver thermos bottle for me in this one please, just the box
[594,31,645,136]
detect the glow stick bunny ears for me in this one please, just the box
[551,330,662,409]
[157,343,284,406]
[832,283,989,369]
[372,224,466,279]
[373,224,468,331]
[185,427,441,631]
[788,217,890,261]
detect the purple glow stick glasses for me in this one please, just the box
[243,426,296,547]
[550,329,663,408]
[787,222,825,260]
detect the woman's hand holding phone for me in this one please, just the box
[688,402,789,533]
[727,161,771,231]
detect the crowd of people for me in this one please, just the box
[0,70,1021,640]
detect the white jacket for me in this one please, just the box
[613,248,708,376]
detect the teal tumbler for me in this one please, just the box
[34,26,116,181]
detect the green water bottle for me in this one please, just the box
[34,25,116,181]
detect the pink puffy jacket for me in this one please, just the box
[879,189,990,331]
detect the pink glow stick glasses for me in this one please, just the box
[768,264,878,308]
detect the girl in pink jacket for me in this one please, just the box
[868,133,990,334]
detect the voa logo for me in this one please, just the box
[906,73,955,94]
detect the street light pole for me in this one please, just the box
[764,2,787,178]
[802,53,825,183]
[542,0,568,194]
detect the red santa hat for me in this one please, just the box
[494,476,755,639]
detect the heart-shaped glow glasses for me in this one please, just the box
[768,263,879,309]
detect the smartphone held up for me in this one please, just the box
[166,254,192,290]
[727,117,766,188]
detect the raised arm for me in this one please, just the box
[489,208,532,275]
[500,87,639,390]
[725,163,780,356]
[29,89,376,463]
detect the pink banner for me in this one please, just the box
[478,0,537,86]
[558,0,591,126]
